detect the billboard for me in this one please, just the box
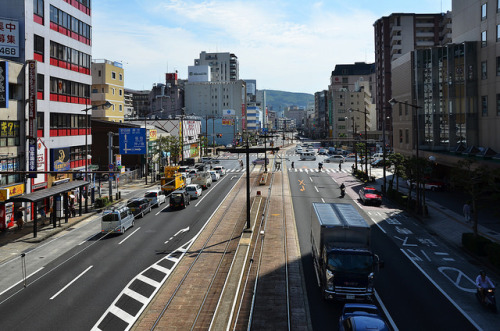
[32,139,47,190]
[27,60,37,141]
[0,19,19,58]
[51,147,70,171]
[188,65,210,83]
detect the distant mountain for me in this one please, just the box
[262,90,314,113]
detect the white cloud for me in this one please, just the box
[92,1,386,93]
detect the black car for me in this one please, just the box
[371,159,391,168]
[170,189,191,209]
[127,198,151,218]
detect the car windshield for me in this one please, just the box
[145,192,157,198]
[186,187,194,191]
[171,193,183,201]
[365,189,380,195]
[327,252,373,274]
[102,213,119,222]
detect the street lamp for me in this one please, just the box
[82,101,112,212]
[389,98,423,214]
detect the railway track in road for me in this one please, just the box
[231,155,294,330]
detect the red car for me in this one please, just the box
[358,187,382,206]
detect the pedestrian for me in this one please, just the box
[15,207,24,230]
[339,162,342,171]
[291,161,295,169]
[39,206,46,226]
[463,202,471,223]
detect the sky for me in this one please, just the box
[91,0,452,95]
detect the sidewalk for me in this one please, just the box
[0,178,158,265]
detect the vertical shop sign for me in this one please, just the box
[0,61,8,108]
[27,60,37,141]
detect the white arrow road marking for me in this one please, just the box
[405,249,423,261]
[50,265,93,300]
[394,236,418,247]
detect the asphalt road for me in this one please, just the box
[0,159,242,330]
[288,155,476,331]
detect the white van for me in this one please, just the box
[300,152,316,161]
[101,206,134,234]
[371,153,384,160]
[144,189,166,207]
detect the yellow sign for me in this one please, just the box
[149,129,157,141]
[0,184,25,201]
[0,189,9,202]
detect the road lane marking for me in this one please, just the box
[374,290,399,331]
[0,267,44,297]
[314,186,319,193]
[401,250,480,329]
[118,227,141,245]
[50,265,93,300]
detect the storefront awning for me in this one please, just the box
[9,180,90,203]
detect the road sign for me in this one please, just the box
[108,164,114,170]
[119,128,146,154]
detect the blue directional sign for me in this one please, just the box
[119,128,146,154]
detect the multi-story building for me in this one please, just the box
[314,90,328,139]
[0,0,93,228]
[149,72,185,119]
[193,51,239,82]
[91,59,125,122]
[374,12,452,134]
[284,106,306,130]
[452,0,500,153]
[124,88,151,119]
[328,63,376,142]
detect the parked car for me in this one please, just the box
[406,179,446,191]
[170,189,190,209]
[213,166,226,175]
[339,303,390,331]
[371,159,391,168]
[144,189,166,207]
[318,148,329,155]
[324,155,345,163]
[358,186,382,206]
[186,184,203,199]
[295,145,303,154]
[252,158,269,165]
[126,197,151,218]
[209,170,220,181]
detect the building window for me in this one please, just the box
[119,89,122,96]
[497,57,500,76]
[34,0,44,17]
[119,73,123,81]
[497,94,500,116]
[482,96,488,116]
[497,25,500,41]
[34,35,44,60]
[405,129,409,144]
[112,88,115,95]
[111,72,116,79]
[481,61,487,79]
[482,30,487,47]
[37,74,44,99]
[399,103,402,116]
[0,157,21,186]
[119,104,122,112]
[98,70,101,77]
[399,129,403,143]
[482,3,487,20]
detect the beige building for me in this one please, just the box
[453,0,500,152]
[91,59,125,122]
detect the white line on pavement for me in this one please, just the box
[50,265,93,300]
[118,227,141,245]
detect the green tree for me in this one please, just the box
[158,136,180,165]
[450,158,496,236]
[388,153,405,191]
